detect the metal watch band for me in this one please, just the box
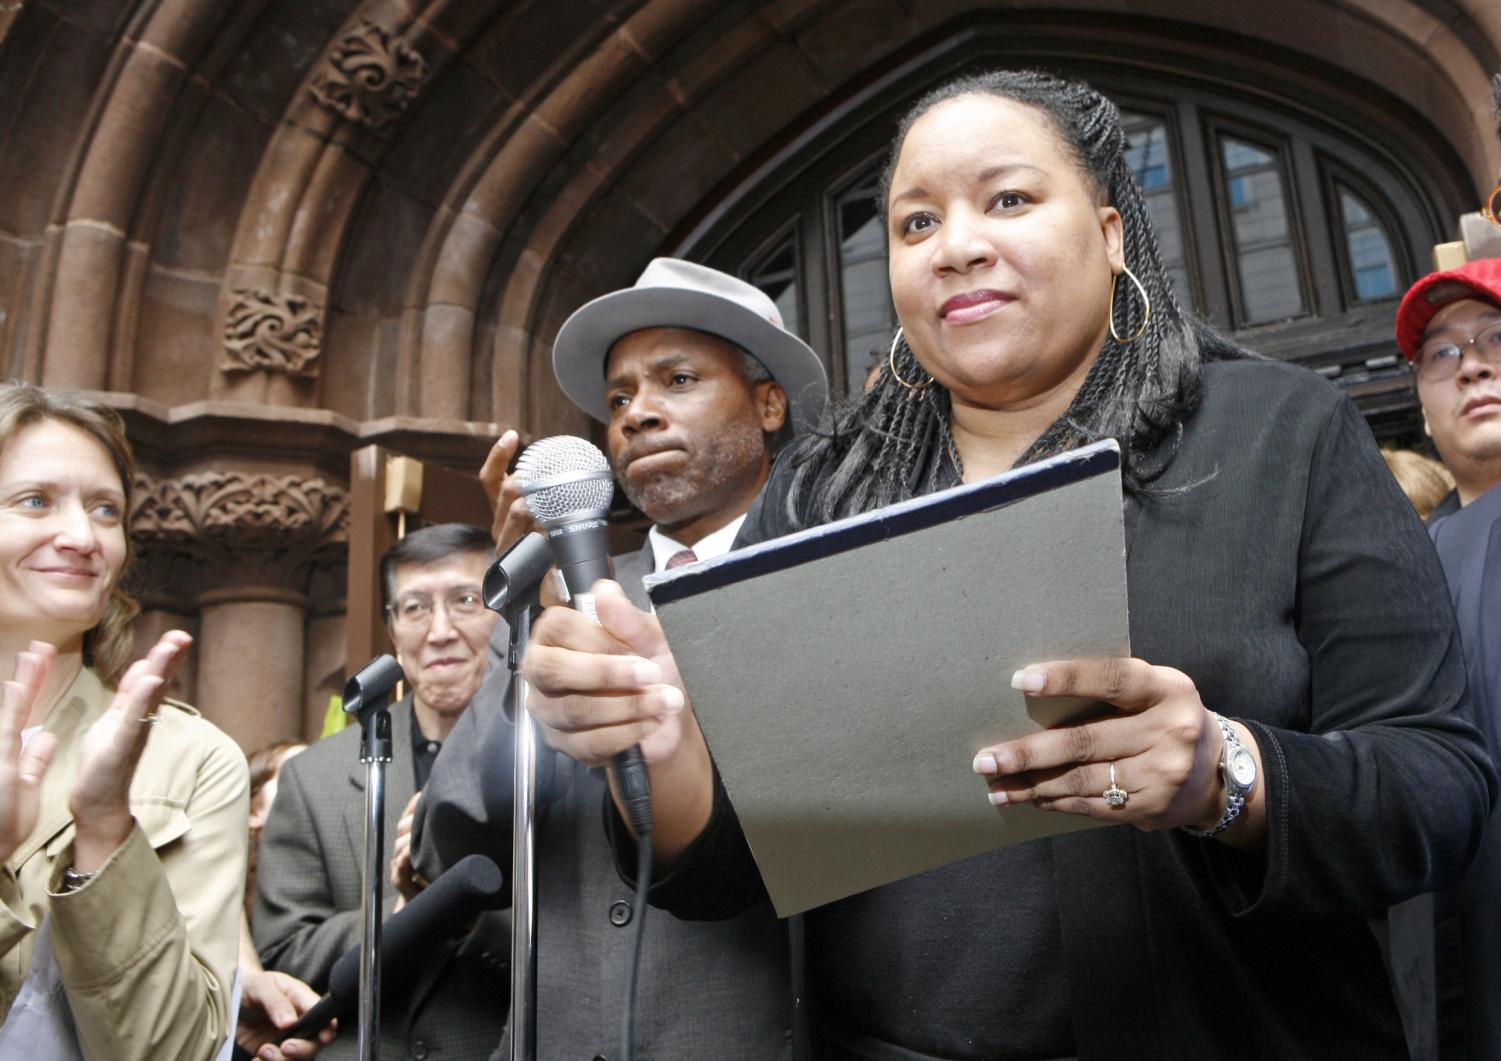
[1182,713,1247,839]
[59,866,98,893]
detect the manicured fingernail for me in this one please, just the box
[988,789,1010,806]
[1011,668,1046,694]
[973,753,997,775]
[631,659,662,686]
[656,685,685,712]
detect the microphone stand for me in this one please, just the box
[342,654,405,1061]
[483,533,552,1061]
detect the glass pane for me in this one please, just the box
[1121,111,1193,310]
[1219,136,1306,324]
[747,231,801,338]
[1337,186,1399,302]
[837,176,895,396]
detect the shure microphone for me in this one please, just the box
[514,436,652,836]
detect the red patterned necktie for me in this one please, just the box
[666,548,698,570]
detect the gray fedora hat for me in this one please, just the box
[552,258,828,434]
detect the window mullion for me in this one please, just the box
[1176,101,1232,330]
[1288,139,1340,318]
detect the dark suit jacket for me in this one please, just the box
[1427,483,1501,1060]
[255,699,508,1060]
[414,540,794,1060]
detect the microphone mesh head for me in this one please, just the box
[514,435,615,525]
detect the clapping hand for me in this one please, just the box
[68,630,193,872]
[0,646,59,864]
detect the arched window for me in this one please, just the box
[674,27,1466,441]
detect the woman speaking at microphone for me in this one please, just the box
[521,70,1489,1058]
[0,383,247,1060]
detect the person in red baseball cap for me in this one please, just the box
[1393,255,1501,1058]
[1394,256,1501,510]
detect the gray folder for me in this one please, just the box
[645,440,1130,916]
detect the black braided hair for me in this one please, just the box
[781,69,1251,529]
[1492,73,1501,143]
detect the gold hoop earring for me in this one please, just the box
[887,327,932,394]
[1109,265,1151,344]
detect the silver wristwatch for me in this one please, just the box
[59,865,98,893]
[1182,712,1256,838]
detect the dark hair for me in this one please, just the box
[379,523,494,612]
[0,382,141,685]
[248,739,306,803]
[1491,72,1501,142]
[737,349,772,386]
[782,69,1248,528]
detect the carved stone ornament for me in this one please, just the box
[131,472,350,596]
[133,473,349,549]
[223,288,323,378]
[310,19,429,134]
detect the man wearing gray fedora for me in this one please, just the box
[412,258,828,1059]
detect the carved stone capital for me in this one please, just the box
[310,19,429,134]
[223,288,323,378]
[131,472,349,599]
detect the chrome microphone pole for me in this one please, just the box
[483,532,552,1061]
[509,618,539,1061]
[342,654,405,1061]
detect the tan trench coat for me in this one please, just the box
[0,666,248,1060]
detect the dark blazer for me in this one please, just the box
[255,699,508,1060]
[1426,483,1501,1060]
[414,539,794,1060]
[633,360,1495,1059]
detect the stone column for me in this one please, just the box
[303,609,349,742]
[196,589,309,753]
[131,471,349,753]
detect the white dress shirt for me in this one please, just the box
[647,513,747,573]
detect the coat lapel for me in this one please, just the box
[613,541,654,611]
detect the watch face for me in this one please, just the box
[1228,747,1257,790]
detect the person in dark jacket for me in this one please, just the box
[519,69,1494,1059]
[1392,256,1501,1059]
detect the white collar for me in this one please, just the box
[648,514,747,573]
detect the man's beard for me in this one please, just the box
[615,419,767,528]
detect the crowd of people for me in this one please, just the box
[0,64,1496,1061]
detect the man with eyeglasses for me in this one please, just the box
[253,523,510,1060]
[1393,258,1501,1058]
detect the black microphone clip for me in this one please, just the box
[483,531,552,621]
[343,654,403,765]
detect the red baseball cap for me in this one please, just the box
[1395,257,1501,361]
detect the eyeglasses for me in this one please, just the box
[1416,322,1501,382]
[387,587,486,628]
[1484,177,1501,229]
